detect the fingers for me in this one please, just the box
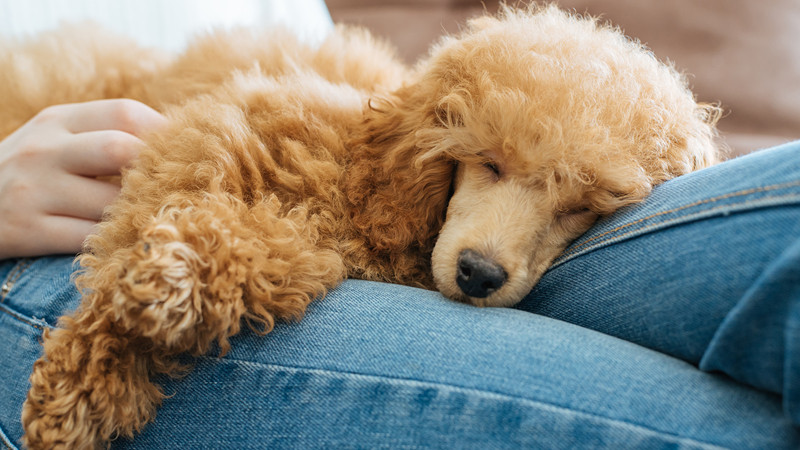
[0,174,113,258]
[59,130,144,176]
[0,99,166,258]
[42,174,121,221]
[52,100,167,176]
[0,188,99,258]
[37,216,97,255]
[0,216,97,258]
[56,99,167,137]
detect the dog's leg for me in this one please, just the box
[22,311,159,450]
[22,193,345,449]
[108,194,346,355]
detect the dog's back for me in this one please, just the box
[0,24,409,139]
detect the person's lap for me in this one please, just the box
[120,281,798,449]
[2,141,800,448]
[519,140,800,421]
[2,261,797,449]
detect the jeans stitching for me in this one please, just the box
[196,355,724,449]
[0,304,47,331]
[575,195,800,252]
[0,423,18,450]
[1,259,32,304]
[557,181,800,264]
[0,259,48,330]
[554,193,800,269]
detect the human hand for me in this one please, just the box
[0,99,166,259]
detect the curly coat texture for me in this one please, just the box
[0,5,720,449]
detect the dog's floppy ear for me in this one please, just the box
[345,85,454,258]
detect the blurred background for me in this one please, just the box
[0,0,333,50]
[327,0,800,157]
[2,0,797,157]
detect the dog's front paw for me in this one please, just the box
[109,212,251,356]
[114,226,208,349]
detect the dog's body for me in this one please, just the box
[1,6,720,448]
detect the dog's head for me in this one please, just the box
[349,5,719,306]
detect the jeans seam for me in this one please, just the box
[0,303,48,331]
[196,354,724,448]
[0,423,18,450]
[1,258,32,304]
[567,180,800,255]
[565,193,800,258]
[554,182,800,268]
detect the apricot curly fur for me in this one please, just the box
[0,5,721,448]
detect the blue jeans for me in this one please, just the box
[2,142,800,449]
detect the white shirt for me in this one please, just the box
[0,0,334,51]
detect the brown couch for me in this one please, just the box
[326,0,800,156]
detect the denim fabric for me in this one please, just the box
[519,140,800,430]
[700,237,800,423]
[2,266,798,449]
[2,143,800,449]
[0,256,80,449]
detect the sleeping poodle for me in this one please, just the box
[0,5,720,448]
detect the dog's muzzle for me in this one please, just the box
[456,249,507,298]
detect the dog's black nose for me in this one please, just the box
[456,249,507,298]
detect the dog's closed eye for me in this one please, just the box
[482,161,501,180]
